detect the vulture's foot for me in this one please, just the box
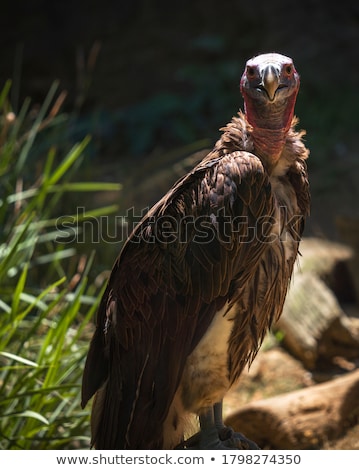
[176,401,261,450]
[218,426,260,450]
[200,426,260,450]
[176,427,260,450]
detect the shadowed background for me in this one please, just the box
[2,0,359,257]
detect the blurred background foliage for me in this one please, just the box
[0,0,358,449]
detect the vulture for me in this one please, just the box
[81,52,310,450]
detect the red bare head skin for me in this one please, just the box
[240,53,300,171]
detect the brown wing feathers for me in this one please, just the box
[81,150,275,449]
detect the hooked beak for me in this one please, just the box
[261,65,280,101]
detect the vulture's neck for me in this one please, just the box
[245,94,297,174]
[250,127,287,172]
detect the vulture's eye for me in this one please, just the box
[284,64,293,76]
[246,66,256,78]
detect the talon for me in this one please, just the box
[222,435,260,450]
[218,426,234,441]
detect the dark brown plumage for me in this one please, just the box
[81,53,310,450]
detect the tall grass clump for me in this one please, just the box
[0,82,121,449]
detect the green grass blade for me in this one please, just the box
[0,213,35,282]
[0,352,38,368]
[0,80,11,110]
[46,136,91,186]
[16,81,59,172]
[6,182,121,204]
[2,411,49,426]
[11,262,29,315]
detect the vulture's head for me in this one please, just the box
[240,53,300,132]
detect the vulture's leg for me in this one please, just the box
[176,402,260,450]
[175,407,223,449]
[213,401,260,450]
[185,402,259,450]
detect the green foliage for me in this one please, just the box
[117,59,241,156]
[0,83,121,449]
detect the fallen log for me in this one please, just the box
[274,237,359,369]
[295,237,353,279]
[295,237,355,302]
[276,272,359,369]
[225,369,359,449]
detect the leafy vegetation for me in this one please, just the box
[0,82,121,449]
[116,59,241,156]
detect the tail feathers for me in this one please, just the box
[90,382,125,449]
[90,350,165,449]
[90,380,196,449]
[81,328,108,409]
[90,380,164,449]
